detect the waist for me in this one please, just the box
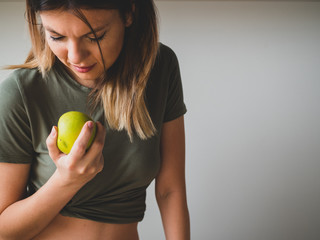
[33,214,139,240]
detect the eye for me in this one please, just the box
[88,32,106,43]
[50,36,65,41]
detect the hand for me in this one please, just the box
[46,121,106,189]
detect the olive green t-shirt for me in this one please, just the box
[0,43,186,223]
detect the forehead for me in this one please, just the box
[40,8,120,32]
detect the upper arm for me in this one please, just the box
[155,116,186,197]
[0,163,30,214]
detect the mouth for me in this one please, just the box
[72,63,96,73]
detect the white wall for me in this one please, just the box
[142,1,320,240]
[0,3,29,80]
[1,1,320,240]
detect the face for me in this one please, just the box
[40,9,131,88]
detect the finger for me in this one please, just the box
[68,121,96,160]
[46,126,63,162]
[85,121,106,158]
[97,154,105,173]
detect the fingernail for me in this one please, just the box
[87,121,94,129]
[51,126,56,137]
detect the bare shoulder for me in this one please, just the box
[0,163,30,213]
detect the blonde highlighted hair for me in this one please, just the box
[9,0,159,141]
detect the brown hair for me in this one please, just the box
[9,0,159,141]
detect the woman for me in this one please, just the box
[0,0,190,239]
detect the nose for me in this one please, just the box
[67,40,89,65]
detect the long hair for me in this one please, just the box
[11,0,159,141]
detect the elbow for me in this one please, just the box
[156,189,187,204]
[155,182,188,204]
[156,190,170,201]
[155,187,176,202]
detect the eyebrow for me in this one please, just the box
[44,25,107,37]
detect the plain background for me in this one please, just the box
[1,1,320,240]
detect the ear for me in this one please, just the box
[125,3,135,27]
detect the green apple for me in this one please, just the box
[57,111,96,154]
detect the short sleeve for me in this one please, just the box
[0,72,34,163]
[163,49,187,122]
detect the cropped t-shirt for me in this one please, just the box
[0,43,186,224]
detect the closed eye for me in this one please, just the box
[88,31,107,43]
[50,35,65,41]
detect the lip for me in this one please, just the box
[72,63,96,73]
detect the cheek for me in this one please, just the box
[101,46,120,68]
[100,33,125,68]
[47,41,66,60]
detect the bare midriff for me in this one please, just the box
[32,214,139,240]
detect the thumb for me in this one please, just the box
[46,126,63,162]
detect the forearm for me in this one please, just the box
[0,170,82,240]
[157,191,190,240]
